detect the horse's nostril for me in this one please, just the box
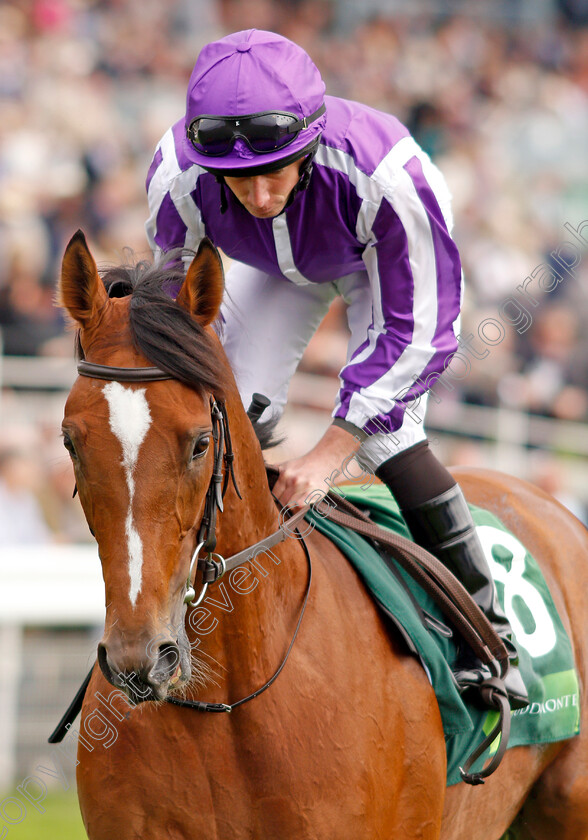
[97,642,113,684]
[149,642,181,685]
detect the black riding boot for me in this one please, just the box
[400,484,529,710]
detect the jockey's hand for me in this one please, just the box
[272,423,362,510]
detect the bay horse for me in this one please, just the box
[58,230,588,840]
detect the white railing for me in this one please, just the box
[0,355,77,390]
[287,371,588,454]
[3,355,588,465]
[0,545,104,790]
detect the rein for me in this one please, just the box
[168,534,312,714]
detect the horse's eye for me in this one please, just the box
[191,434,210,460]
[63,432,77,460]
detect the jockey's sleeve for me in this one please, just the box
[145,123,206,269]
[332,145,462,438]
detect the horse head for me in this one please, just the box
[59,230,239,702]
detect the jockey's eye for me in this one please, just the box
[191,434,210,461]
[62,432,78,460]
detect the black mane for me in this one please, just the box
[78,250,281,449]
[95,250,230,400]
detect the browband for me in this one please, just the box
[77,360,174,382]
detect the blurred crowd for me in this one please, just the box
[1,0,588,541]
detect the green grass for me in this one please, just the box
[1,789,87,840]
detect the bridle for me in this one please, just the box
[76,358,312,713]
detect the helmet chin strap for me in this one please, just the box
[217,177,230,214]
[215,145,318,215]
[281,147,317,211]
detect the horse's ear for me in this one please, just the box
[59,230,108,327]
[176,238,224,327]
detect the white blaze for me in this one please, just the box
[103,382,152,606]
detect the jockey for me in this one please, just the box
[145,28,528,709]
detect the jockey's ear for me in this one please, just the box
[177,238,224,327]
[59,230,108,328]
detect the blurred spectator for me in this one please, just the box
[528,451,588,524]
[557,0,588,27]
[500,304,588,420]
[40,453,94,543]
[0,259,66,356]
[1,1,587,357]
[0,445,52,545]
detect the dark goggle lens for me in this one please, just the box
[189,113,299,156]
[189,118,236,155]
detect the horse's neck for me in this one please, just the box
[184,393,308,698]
[217,390,282,555]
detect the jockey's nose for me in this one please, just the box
[249,176,271,210]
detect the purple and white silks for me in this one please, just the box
[145,94,462,465]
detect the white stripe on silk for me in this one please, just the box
[145,126,206,263]
[272,215,313,285]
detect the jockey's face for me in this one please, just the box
[224,159,303,218]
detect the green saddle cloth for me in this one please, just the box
[305,483,580,786]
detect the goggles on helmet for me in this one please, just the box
[187,103,325,157]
